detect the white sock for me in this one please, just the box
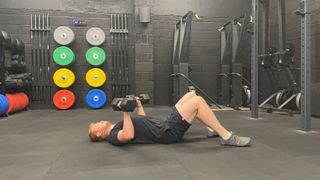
[206,127,214,132]
[222,131,232,140]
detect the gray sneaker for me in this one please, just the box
[220,133,251,147]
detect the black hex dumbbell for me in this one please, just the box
[111,98,124,111]
[139,94,150,104]
[111,97,137,112]
[120,97,137,112]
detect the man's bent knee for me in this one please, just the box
[187,91,197,97]
[191,96,205,104]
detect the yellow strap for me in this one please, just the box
[218,26,224,32]
[195,14,201,21]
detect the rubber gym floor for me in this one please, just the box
[0,107,319,180]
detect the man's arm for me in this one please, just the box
[135,97,146,116]
[117,112,135,143]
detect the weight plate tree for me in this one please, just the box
[86,47,106,66]
[53,26,75,45]
[53,46,75,66]
[85,68,106,88]
[53,68,76,88]
[86,89,107,109]
[86,27,105,46]
[53,89,75,110]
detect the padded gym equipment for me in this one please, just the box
[53,89,75,110]
[86,89,107,109]
[53,46,75,66]
[53,68,75,88]
[5,93,29,115]
[86,27,105,46]
[53,26,75,45]
[85,68,106,87]
[86,47,106,66]
[0,94,9,116]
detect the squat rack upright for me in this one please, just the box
[250,0,312,131]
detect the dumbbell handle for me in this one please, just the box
[117,99,142,107]
[125,94,149,104]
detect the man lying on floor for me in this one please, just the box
[88,91,251,147]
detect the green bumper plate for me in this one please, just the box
[86,47,106,66]
[53,46,75,66]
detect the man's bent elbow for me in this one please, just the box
[123,133,134,141]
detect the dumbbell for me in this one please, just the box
[111,94,150,112]
[125,94,150,104]
[111,98,124,111]
[111,97,137,112]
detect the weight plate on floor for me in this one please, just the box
[53,89,75,110]
[85,68,106,87]
[296,92,301,110]
[275,89,286,107]
[0,94,9,115]
[86,27,105,46]
[53,26,75,45]
[53,46,75,66]
[86,89,107,109]
[86,47,106,66]
[242,86,251,107]
[53,68,75,88]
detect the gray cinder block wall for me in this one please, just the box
[134,0,155,105]
[0,0,251,107]
[141,0,252,105]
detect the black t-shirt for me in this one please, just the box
[107,115,170,146]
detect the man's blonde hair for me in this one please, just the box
[88,121,112,142]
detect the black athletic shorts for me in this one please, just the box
[163,106,191,143]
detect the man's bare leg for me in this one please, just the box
[175,96,251,146]
[175,91,197,108]
[176,92,216,136]
[175,96,230,139]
